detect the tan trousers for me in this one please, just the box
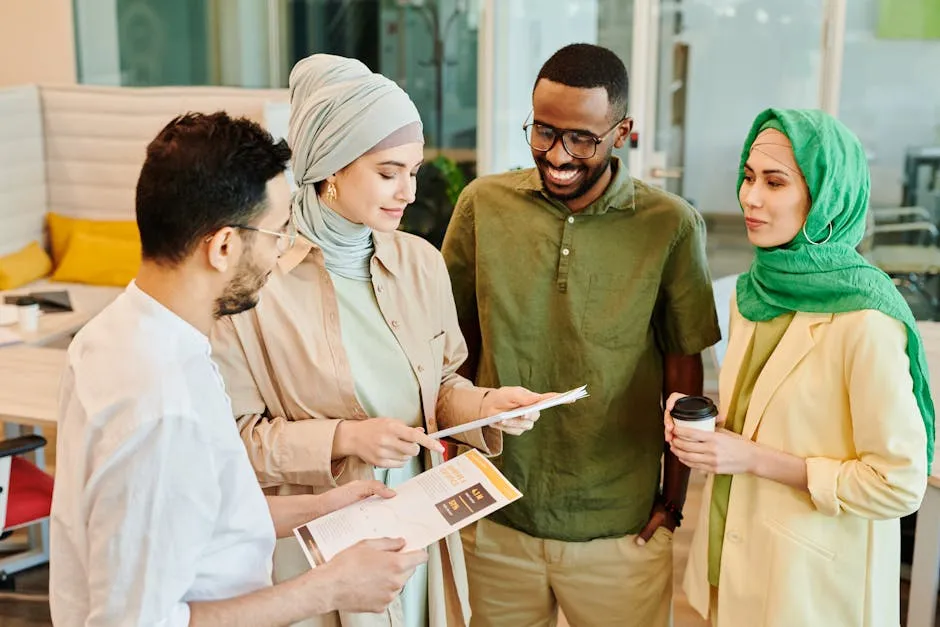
[461,519,674,627]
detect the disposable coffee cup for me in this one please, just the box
[16,296,40,333]
[670,395,718,432]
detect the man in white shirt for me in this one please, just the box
[50,112,427,627]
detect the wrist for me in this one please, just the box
[298,567,337,616]
[333,420,357,459]
[656,494,684,527]
[746,440,764,476]
[479,389,493,417]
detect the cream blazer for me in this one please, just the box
[684,296,928,627]
[211,231,500,627]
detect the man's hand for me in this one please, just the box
[635,501,678,547]
[308,480,395,519]
[481,387,558,436]
[317,538,428,613]
[334,418,445,467]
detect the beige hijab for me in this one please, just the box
[287,54,423,280]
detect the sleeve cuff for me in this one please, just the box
[806,456,843,517]
[436,386,503,456]
[270,418,344,488]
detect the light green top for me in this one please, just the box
[330,272,423,428]
[708,312,794,587]
[330,271,428,627]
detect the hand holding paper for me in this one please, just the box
[481,387,556,436]
[294,450,522,567]
[320,538,427,613]
[431,385,589,440]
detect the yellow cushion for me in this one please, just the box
[0,241,53,290]
[52,231,141,287]
[47,213,140,265]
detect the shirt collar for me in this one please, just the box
[277,231,402,277]
[125,281,212,357]
[515,156,637,216]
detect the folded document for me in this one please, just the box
[294,449,520,567]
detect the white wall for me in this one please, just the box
[672,0,940,214]
[0,0,77,86]
[675,0,825,214]
[478,0,598,176]
[839,0,940,207]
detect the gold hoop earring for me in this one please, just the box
[325,181,337,203]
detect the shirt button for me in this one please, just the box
[561,248,570,256]
[727,531,742,543]
[391,320,400,329]
[329,312,336,322]
[567,216,575,224]
[417,365,425,373]
[376,285,384,293]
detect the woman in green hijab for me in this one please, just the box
[664,108,934,627]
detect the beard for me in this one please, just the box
[214,253,270,318]
[535,146,613,202]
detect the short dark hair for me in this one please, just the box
[535,43,629,120]
[135,111,291,265]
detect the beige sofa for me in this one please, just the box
[0,83,289,330]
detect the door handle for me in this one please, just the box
[650,167,683,179]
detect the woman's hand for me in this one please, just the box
[669,425,758,475]
[334,418,444,468]
[481,387,558,436]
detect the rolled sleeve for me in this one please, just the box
[808,312,928,519]
[236,413,345,488]
[654,212,721,356]
[213,316,344,489]
[805,456,843,517]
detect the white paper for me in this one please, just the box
[429,385,589,440]
[0,327,22,347]
[293,449,521,567]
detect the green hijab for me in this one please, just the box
[736,108,934,472]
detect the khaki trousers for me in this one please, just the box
[461,519,673,627]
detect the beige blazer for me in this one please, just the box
[211,231,502,627]
[684,296,928,627]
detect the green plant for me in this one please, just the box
[429,154,467,205]
[399,155,470,249]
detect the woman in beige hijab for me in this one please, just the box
[211,54,551,627]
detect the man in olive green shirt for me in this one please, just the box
[442,44,720,626]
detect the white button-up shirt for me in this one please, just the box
[50,283,275,626]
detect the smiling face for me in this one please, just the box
[739,129,812,248]
[325,142,424,232]
[530,79,631,212]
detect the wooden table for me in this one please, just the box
[1,282,120,348]
[0,346,65,429]
[909,322,940,627]
[0,345,65,576]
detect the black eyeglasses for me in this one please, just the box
[230,220,297,253]
[523,113,627,159]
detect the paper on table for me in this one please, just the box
[430,385,589,440]
[293,449,521,567]
[0,327,22,347]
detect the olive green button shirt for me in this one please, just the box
[442,157,721,542]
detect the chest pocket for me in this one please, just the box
[581,273,658,348]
